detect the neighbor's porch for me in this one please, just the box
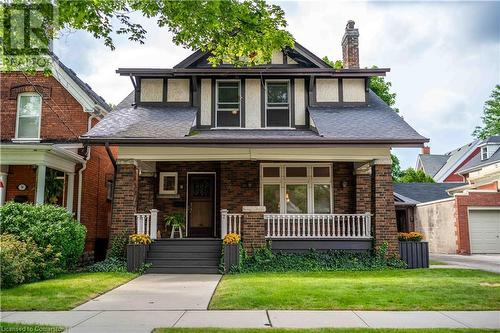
[110,147,398,253]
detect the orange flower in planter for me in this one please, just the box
[129,233,152,245]
[398,232,423,242]
[223,233,241,244]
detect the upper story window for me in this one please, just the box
[216,80,240,127]
[16,93,42,140]
[481,147,488,160]
[266,80,290,127]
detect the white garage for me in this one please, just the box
[468,209,500,254]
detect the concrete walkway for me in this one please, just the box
[431,254,500,273]
[2,310,499,332]
[74,274,221,311]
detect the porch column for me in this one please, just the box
[372,161,399,255]
[0,166,8,206]
[241,206,267,254]
[66,172,75,213]
[110,162,139,238]
[35,164,46,204]
[354,163,371,214]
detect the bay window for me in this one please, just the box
[16,93,42,140]
[216,81,241,127]
[265,81,290,127]
[261,163,332,214]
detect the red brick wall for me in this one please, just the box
[110,164,138,238]
[333,162,356,214]
[355,172,371,214]
[5,165,37,202]
[242,211,266,253]
[454,191,500,254]
[1,72,88,141]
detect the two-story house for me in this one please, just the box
[0,55,115,262]
[82,21,428,273]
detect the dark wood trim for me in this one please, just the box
[136,101,192,107]
[365,77,370,102]
[241,79,246,128]
[162,78,168,103]
[283,52,288,65]
[260,79,266,127]
[308,75,315,106]
[211,79,216,127]
[290,79,295,127]
[135,76,141,105]
[338,78,343,103]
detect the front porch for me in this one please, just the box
[112,155,398,255]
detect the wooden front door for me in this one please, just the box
[187,174,215,238]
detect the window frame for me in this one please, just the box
[265,79,291,128]
[215,79,241,128]
[260,163,333,214]
[159,172,178,195]
[15,92,42,140]
[481,146,488,160]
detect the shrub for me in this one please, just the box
[86,257,127,273]
[231,242,406,273]
[223,233,240,244]
[0,202,86,269]
[398,232,423,242]
[129,233,152,245]
[108,230,129,260]
[0,234,39,288]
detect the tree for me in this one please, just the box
[369,66,399,113]
[397,168,435,183]
[473,85,500,139]
[391,154,402,181]
[322,56,343,69]
[1,0,294,70]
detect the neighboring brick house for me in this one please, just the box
[416,140,481,183]
[396,136,500,255]
[0,55,115,262]
[81,21,428,273]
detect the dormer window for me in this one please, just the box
[481,147,488,160]
[16,92,42,140]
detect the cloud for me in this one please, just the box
[53,1,499,169]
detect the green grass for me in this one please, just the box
[209,269,500,311]
[0,322,64,332]
[154,329,498,333]
[430,260,448,265]
[0,272,137,311]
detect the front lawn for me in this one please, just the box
[0,322,64,332]
[0,272,137,311]
[209,269,500,310]
[154,329,497,333]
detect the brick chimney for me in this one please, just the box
[342,20,359,69]
[421,146,431,155]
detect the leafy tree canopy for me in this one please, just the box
[1,0,294,70]
[391,154,402,181]
[322,56,343,69]
[473,85,500,140]
[396,168,435,183]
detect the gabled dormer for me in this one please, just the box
[480,136,500,161]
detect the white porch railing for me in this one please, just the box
[134,209,158,240]
[220,209,243,239]
[264,213,372,239]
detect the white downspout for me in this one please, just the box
[77,113,98,221]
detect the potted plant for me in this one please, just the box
[398,232,429,269]
[164,213,185,238]
[127,233,152,272]
[223,233,241,273]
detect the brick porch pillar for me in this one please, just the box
[372,162,399,255]
[110,162,138,238]
[355,163,372,214]
[241,206,267,254]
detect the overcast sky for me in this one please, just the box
[53,1,500,168]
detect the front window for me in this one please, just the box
[216,81,240,127]
[266,81,290,127]
[16,93,42,139]
[159,172,178,195]
[261,164,332,214]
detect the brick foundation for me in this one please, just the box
[241,208,266,254]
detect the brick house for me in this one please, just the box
[0,55,115,262]
[82,21,428,273]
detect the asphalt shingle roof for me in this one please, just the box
[308,91,427,142]
[417,154,449,177]
[432,140,481,181]
[393,182,464,204]
[458,143,500,174]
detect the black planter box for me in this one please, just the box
[399,241,429,269]
[127,244,149,272]
[224,244,240,273]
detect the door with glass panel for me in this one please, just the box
[216,81,240,127]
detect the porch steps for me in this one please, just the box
[145,239,221,274]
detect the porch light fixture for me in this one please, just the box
[342,180,348,188]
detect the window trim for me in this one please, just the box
[260,163,333,214]
[15,92,42,140]
[481,146,488,160]
[215,79,241,128]
[159,172,178,195]
[265,79,291,128]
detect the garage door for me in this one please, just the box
[469,210,500,254]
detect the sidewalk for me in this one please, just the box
[2,310,499,332]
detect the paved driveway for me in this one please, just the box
[73,274,221,311]
[431,254,500,273]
